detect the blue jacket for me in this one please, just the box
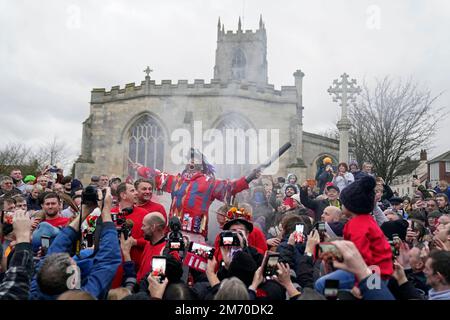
[434,186,450,200]
[359,274,395,300]
[30,222,121,300]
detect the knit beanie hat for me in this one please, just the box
[228,251,258,287]
[380,219,409,241]
[340,175,376,214]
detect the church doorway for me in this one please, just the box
[311,154,338,180]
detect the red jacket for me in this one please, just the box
[137,168,249,238]
[343,214,393,278]
[110,205,149,288]
[213,226,268,267]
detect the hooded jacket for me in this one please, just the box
[29,222,121,300]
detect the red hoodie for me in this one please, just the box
[343,214,393,278]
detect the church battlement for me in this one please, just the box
[91,78,297,104]
[219,28,266,41]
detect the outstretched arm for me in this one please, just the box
[132,162,178,194]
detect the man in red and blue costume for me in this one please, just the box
[132,148,261,243]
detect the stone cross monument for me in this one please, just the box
[327,73,361,164]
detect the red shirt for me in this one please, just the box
[136,200,167,224]
[44,216,70,228]
[343,214,393,278]
[136,238,167,283]
[283,197,294,208]
[110,205,149,288]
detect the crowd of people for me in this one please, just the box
[0,156,449,301]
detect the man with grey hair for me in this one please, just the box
[0,176,21,198]
[362,162,375,178]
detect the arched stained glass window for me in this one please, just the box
[214,114,252,179]
[128,115,165,177]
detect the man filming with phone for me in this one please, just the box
[212,209,264,284]
[120,212,181,287]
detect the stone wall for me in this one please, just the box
[75,85,299,184]
[302,131,339,179]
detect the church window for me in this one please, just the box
[214,114,252,179]
[231,48,246,80]
[128,115,165,177]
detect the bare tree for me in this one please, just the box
[317,129,340,140]
[31,137,71,171]
[0,137,73,176]
[0,143,34,175]
[349,76,445,184]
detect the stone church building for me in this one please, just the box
[74,17,340,184]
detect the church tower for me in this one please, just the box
[214,15,268,85]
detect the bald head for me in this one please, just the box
[143,212,166,226]
[142,212,166,242]
[321,206,342,223]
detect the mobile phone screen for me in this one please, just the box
[152,257,166,275]
[191,242,213,253]
[264,254,280,277]
[317,222,326,232]
[222,236,234,246]
[170,241,181,249]
[295,224,304,233]
[324,279,339,300]
[41,236,50,249]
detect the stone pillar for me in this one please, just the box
[337,118,351,163]
[328,73,361,164]
[293,70,305,162]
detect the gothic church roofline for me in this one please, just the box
[91,79,297,104]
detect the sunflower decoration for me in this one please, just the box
[225,206,252,223]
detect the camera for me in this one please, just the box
[167,216,185,251]
[113,208,134,240]
[315,221,326,241]
[219,231,241,247]
[81,185,99,206]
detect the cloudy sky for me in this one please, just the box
[1,0,449,168]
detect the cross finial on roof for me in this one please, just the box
[144,66,153,79]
